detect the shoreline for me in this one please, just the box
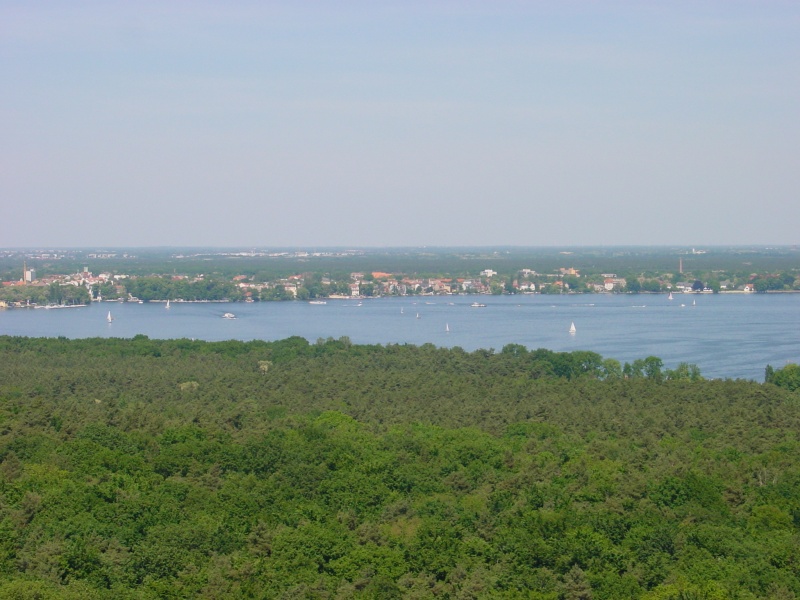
[2,289,797,310]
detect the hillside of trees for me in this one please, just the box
[1,336,799,598]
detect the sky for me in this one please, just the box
[2,1,799,248]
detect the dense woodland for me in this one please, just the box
[1,336,800,598]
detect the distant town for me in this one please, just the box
[1,247,797,308]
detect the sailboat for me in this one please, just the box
[445,323,450,333]
[107,311,113,323]
[569,321,576,334]
[416,313,420,319]
[692,298,696,306]
[400,308,404,314]
[668,292,674,300]
[165,299,170,309]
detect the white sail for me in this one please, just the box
[569,321,576,334]
[107,311,113,323]
[165,299,170,309]
[445,323,450,333]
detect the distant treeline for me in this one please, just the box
[4,246,800,285]
[1,336,799,598]
[123,277,242,302]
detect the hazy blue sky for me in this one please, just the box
[2,1,798,247]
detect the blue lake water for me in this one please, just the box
[2,293,798,381]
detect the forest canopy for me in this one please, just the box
[1,336,799,598]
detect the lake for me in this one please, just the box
[1,293,798,381]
